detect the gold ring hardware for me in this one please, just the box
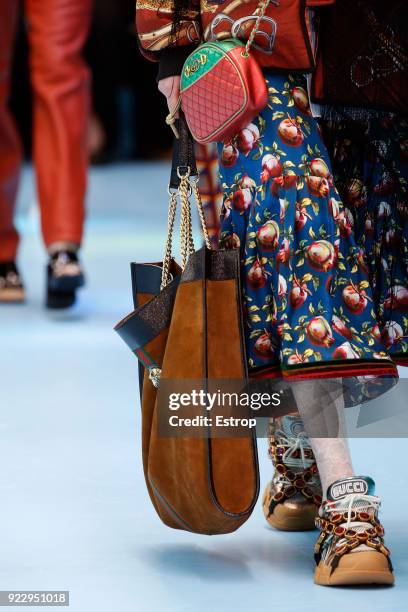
[177,166,191,180]
[148,366,162,388]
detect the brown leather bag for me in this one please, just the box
[115,118,259,534]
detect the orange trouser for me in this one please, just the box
[0,0,92,262]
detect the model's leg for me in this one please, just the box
[25,0,92,307]
[291,379,353,494]
[0,1,25,303]
[292,380,394,586]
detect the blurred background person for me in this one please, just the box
[194,143,222,248]
[0,0,92,308]
[85,0,222,244]
[0,0,219,313]
[85,0,173,163]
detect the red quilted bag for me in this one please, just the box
[179,1,270,144]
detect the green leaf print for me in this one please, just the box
[248,305,260,312]
[272,111,285,121]
[252,147,263,161]
[311,201,320,215]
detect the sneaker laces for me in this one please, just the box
[273,429,317,487]
[276,429,313,468]
[324,493,381,550]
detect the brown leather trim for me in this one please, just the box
[149,477,195,532]
[203,248,259,519]
[114,276,179,352]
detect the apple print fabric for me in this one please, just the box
[217,72,398,385]
[321,115,408,366]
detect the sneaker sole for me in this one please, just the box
[262,484,317,531]
[0,287,25,303]
[314,551,395,586]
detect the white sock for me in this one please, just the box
[291,379,354,498]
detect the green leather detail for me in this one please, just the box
[180,39,244,92]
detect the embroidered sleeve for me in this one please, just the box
[136,0,201,61]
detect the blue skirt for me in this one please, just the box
[217,71,397,395]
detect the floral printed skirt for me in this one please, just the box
[217,71,398,399]
[321,115,408,367]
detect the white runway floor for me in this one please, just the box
[1,164,407,611]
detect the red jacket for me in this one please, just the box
[136,0,336,76]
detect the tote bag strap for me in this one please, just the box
[161,113,212,290]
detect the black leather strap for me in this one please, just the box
[170,112,198,189]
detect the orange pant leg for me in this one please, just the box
[0,1,22,262]
[25,0,93,249]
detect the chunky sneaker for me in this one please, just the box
[262,415,322,531]
[46,250,85,309]
[0,261,25,303]
[314,476,394,586]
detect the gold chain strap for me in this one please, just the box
[191,178,213,251]
[161,167,212,290]
[179,171,195,269]
[242,0,272,58]
[160,190,178,291]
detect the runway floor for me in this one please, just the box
[1,164,407,611]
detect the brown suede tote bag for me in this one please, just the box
[115,118,259,534]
